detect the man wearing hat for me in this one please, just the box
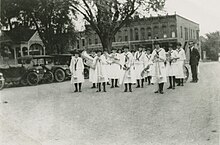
[92,49,109,92]
[134,46,145,88]
[69,50,84,92]
[120,46,136,92]
[149,41,167,94]
[189,41,200,83]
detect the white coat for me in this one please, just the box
[176,48,186,79]
[134,51,145,79]
[92,55,109,83]
[166,50,179,76]
[144,53,152,77]
[108,53,121,79]
[119,52,136,84]
[150,48,167,84]
[69,57,84,84]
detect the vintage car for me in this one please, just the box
[0,60,44,90]
[17,56,54,84]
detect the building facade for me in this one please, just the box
[75,14,200,59]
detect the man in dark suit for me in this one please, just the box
[189,42,200,83]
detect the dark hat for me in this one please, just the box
[70,49,80,55]
[96,48,103,53]
[145,47,151,51]
[176,42,182,46]
[154,41,160,45]
[122,45,129,50]
[168,43,173,47]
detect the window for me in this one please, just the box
[140,28,145,40]
[162,25,167,38]
[147,27,152,39]
[130,29,133,41]
[153,26,159,39]
[88,38,92,45]
[134,28,139,40]
[77,40,80,49]
[118,30,122,42]
[124,29,128,41]
[180,26,183,38]
[95,38,98,44]
[170,25,176,38]
[185,27,188,40]
[82,38,85,47]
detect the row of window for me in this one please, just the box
[180,26,199,40]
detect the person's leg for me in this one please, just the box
[136,79,140,88]
[79,83,82,92]
[181,78,184,86]
[92,83,96,88]
[103,82,106,92]
[97,83,101,92]
[168,76,172,89]
[159,83,164,94]
[124,83,128,92]
[172,76,176,89]
[141,78,144,88]
[111,79,114,88]
[154,84,160,93]
[191,65,196,82]
[195,65,198,82]
[129,83,132,92]
[115,79,119,87]
[148,76,151,85]
[74,83,78,92]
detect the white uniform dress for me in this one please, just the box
[69,56,84,84]
[92,55,109,83]
[108,53,121,79]
[134,51,145,79]
[150,48,167,84]
[120,52,136,84]
[89,55,96,83]
[144,53,152,77]
[166,50,179,76]
[176,48,186,79]
[118,52,125,82]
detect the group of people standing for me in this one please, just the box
[69,41,200,94]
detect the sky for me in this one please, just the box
[74,0,220,36]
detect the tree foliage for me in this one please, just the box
[1,0,77,54]
[201,31,220,61]
[70,0,166,52]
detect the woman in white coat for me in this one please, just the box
[176,42,186,86]
[144,48,152,85]
[150,42,167,94]
[69,50,84,92]
[92,49,109,92]
[120,46,136,92]
[166,44,179,89]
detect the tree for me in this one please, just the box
[1,0,77,54]
[201,31,220,61]
[70,0,165,52]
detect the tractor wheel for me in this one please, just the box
[27,72,39,86]
[54,69,65,82]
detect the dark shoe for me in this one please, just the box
[79,90,82,92]
[74,90,78,92]
[107,82,110,85]
[190,80,196,83]
[124,89,128,92]
[136,85,140,88]
[110,86,114,88]
[129,89,132,92]
[177,83,181,86]
[159,91,164,94]
[167,86,172,89]
[115,85,119,88]
[103,90,106,92]
[154,90,159,93]
[91,86,96,88]
[96,90,100,92]
[172,87,175,89]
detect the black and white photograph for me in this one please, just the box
[0,0,219,145]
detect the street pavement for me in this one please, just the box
[0,62,219,145]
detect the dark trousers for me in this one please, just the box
[190,65,198,81]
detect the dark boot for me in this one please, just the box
[159,83,164,94]
[79,83,82,92]
[91,83,96,88]
[96,83,101,92]
[103,82,106,92]
[111,79,114,88]
[167,76,172,89]
[124,84,128,92]
[136,80,140,88]
[129,83,132,92]
[115,79,119,87]
[172,76,175,89]
[141,79,144,88]
[145,77,148,82]
[177,79,181,86]
[74,83,78,92]
[148,76,151,85]
[154,84,160,93]
[181,79,184,86]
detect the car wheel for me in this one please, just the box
[27,72,39,86]
[0,77,5,90]
[45,71,54,83]
[84,68,89,79]
[54,69,65,82]
[184,66,189,83]
[20,77,28,86]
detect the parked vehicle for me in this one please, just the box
[0,59,44,90]
[17,56,54,84]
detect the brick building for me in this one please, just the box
[75,14,200,59]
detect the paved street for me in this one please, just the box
[0,62,219,145]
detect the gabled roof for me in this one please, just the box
[3,26,36,43]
